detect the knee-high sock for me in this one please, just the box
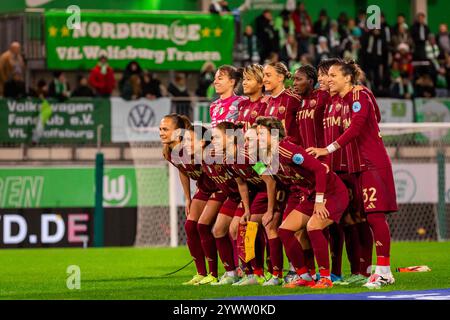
[358,221,374,276]
[343,224,362,275]
[215,236,236,272]
[268,237,283,277]
[185,220,207,276]
[367,213,391,273]
[250,228,265,276]
[278,228,307,275]
[263,230,273,274]
[197,223,218,277]
[308,229,331,278]
[232,237,239,269]
[329,223,344,277]
[304,249,316,275]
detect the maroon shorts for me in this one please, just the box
[359,168,398,213]
[281,190,304,221]
[294,180,349,223]
[337,172,364,217]
[250,191,268,215]
[219,197,244,217]
[193,189,213,202]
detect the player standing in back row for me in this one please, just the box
[307,60,398,289]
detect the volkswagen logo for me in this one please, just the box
[128,104,155,131]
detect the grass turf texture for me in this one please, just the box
[1,242,449,300]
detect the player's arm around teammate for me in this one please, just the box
[307,60,398,289]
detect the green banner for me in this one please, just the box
[415,98,450,143]
[0,166,168,209]
[45,11,235,71]
[0,0,199,13]
[0,98,110,144]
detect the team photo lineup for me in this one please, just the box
[1,0,450,307]
[160,59,397,290]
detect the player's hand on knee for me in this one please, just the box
[314,202,329,220]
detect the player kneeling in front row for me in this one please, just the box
[256,117,349,289]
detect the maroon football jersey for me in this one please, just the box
[237,97,267,132]
[323,93,348,172]
[166,150,218,193]
[336,90,391,171]
[263,89,302,142]
[296,89,327,149]
[266,137,340,196]
[202,149,241,202]
[227,146,266,191]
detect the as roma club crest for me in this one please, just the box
[336,103,342,112]
[310,99,316,108]
[251,110,258,118]
[279,106,286,114]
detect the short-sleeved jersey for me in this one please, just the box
[265,137,340,196]
[210,95,246,128]
[237,97,267,132]
[165,149,218,193]
[263,89,302,142]
[336,90,391,171]
[202,149,241,202]
[296,89,327,149]
[227,146,266,191]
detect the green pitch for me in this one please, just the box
[1,242,449,300]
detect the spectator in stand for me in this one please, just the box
[280,34,298,68]
[394,43,414,79]
[71,75,94,97]
[390,71,414,99]
[196,62,216,97]
[121,74,142,100]
[275,9,295,49]
[337,12,349,39]
[445,55,450,91]
[415,73,435,97]
[328,20,342,56]
[292,2,313,57]
[255,10,279,64]
[209,0,231,14]
[425,33,441,71]
[142,72,165,100]
[3,71,26,99]
[392,14,407,36]
[242,25,260,64]
[437,23,450,56]
[168,72,191,116]
[411,12,430,61]
[48,71,70,101]
[360,29,389,95]
[0,42,25,97]
[30,79,48,99]
[313,9,330,39]
[391,22,414,54]
[88,55,116,97]
[315,36,331,65]
[356,9,368,33]
[119,60,144,95]
[342,37,360,61]
[380,13,392,45]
